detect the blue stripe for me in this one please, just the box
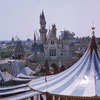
[71,54,92,96]
[98,52,100,63]
[30,52,89,88]
[94,53,99,77]
[96,79,100,96]
[36,54,89,92]
[96,51,100,96]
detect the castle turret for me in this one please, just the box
[34,32,36,45]
[39,11,47,44]
[52,24,57,38]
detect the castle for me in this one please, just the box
[30,11,71,69]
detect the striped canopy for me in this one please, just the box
[0,83,40,100]
[29,30,100,97]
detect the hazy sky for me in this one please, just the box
[0,0,100,40]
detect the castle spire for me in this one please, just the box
[42,10,44,17]
[40,10,45,19]
[34,31,36,45]
[52,24,57,37]
[39,11,47,44]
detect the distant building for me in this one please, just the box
[13,40,24,59]
[60,30,75,40]
[11,37,15,44]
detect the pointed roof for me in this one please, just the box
[29,28,100,98]
[40,10,45,19]
[34,31,36,45]
[14,40,24,53]
[31,32,44,52]
[89,27,99,58]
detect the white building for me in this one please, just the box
[30,11,71,69]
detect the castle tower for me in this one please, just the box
[52,24,57,38]
[39,11,47,44]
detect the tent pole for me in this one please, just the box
[40,94,43,100]
[37,95,38,100]
[55,96,58,100]
[30,96,34,100]
[46,92,53,100]
[60,97,66,100]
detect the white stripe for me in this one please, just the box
[60,54,89,95]
[83,52,95,96]
[0,87,30,95]
[2,91,40,100]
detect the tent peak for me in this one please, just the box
[92,27,95,36]
[89,27,99,58]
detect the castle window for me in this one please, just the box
[61,53,63,56]
[49,50,51,56]
[18,48,21,52]
[49,49,56,56]
[51,41,54,45]
[62,43,63,49]
[54,49,56,56]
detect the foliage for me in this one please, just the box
[0,50,13,58]
[0,45,14,58]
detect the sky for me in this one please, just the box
[0,0,100,40]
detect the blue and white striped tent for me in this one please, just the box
[0,83,41,100]
[29,28,100,99]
